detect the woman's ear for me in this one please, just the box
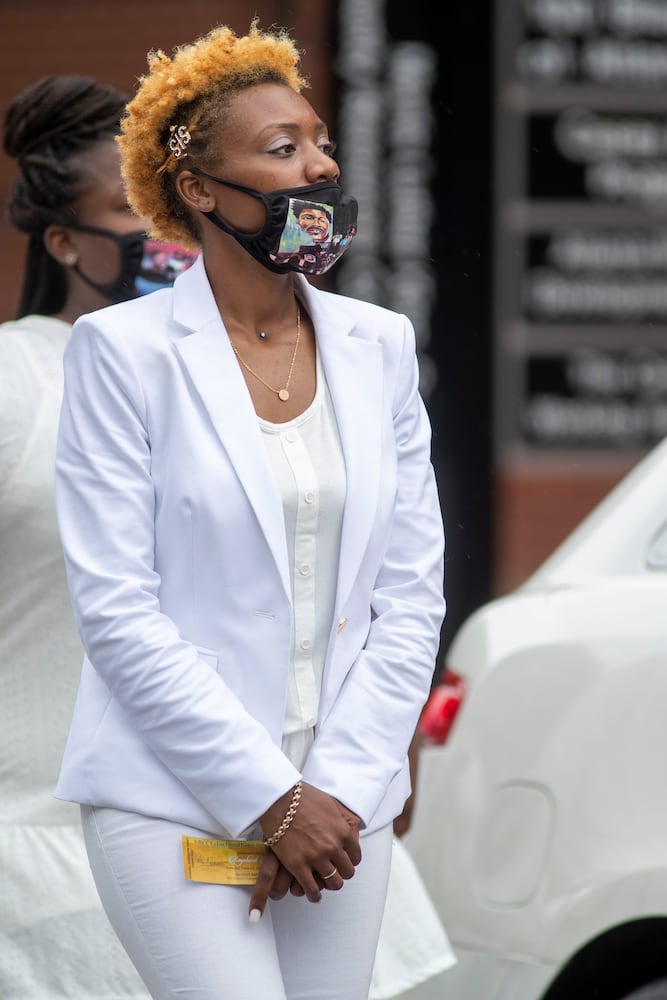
[175,170,216,213]
[43,225,79,267]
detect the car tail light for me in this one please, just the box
[419,669,467,746]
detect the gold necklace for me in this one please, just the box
[230,302,301,402]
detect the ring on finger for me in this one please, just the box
[321,867,338,880]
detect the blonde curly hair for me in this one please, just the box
[118,21,307,248]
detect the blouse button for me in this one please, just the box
[304,491,315,504]
[299,563,312,576]
[300,638,312,651]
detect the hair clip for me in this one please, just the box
[168,124,191,159]
[156,124,193,175]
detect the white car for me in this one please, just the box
[405,435,667,1000]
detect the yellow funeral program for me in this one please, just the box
[182,836,266,885]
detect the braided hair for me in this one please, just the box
[3,75,127,317]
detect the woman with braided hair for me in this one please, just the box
[53,22,446,1000]
[0,74,154,998]
[4,75,154,320]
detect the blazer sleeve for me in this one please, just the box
[55,315,300,837]
[301,316,446,826]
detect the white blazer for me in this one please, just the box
[55,255,445,838]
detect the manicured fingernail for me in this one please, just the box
[249,908,261,923]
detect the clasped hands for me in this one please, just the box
[249,782,361,920]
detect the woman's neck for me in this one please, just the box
[202,239,299,340]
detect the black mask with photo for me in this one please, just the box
[190,171,358,276]
[68,225,198,302]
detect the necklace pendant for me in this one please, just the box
[278,388,290,401]
[258,330,268,340]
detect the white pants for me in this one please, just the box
[81,805,393,1000]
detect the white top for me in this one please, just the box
[258,348,346,740]
[0,314,148,997]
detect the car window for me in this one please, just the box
[647,521,667,570]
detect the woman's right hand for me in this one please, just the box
[249,782,361,918]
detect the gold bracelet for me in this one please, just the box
[263,780,303,847]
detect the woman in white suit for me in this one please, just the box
[55,22,446,1000]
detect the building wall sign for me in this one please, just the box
[495,0,667,453]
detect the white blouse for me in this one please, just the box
[258,348,346,744]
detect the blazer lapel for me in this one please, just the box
[298,280,383,617]
[170,261,385,613]
[171,259,292,600]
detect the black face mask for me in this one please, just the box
[190,170,358,276]
[68,223,147,304]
